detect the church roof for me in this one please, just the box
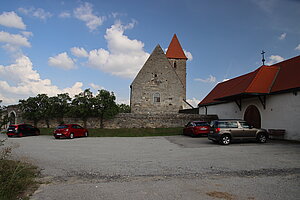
[166,34,187,60]
[199,55,300,106]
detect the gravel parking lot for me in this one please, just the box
[2,134,300,200]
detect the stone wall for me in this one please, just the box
[130,45,186,114]
[24,113,218,129]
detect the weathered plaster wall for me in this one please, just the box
[199,92,300,141]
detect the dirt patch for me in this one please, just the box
[206,191,235,200]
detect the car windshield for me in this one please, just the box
[56,125,68,129]
[194,122,209,126]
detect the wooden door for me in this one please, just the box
[244,105,261,128]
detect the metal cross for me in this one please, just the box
[261,50,266,65]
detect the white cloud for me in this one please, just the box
[18,7,52,20]
[194,75,216,83]
[86,21,150,78]
[116,97,129,105]
[0,11,26,29]
[186,97,200,108]
[0,55,83,105]
[71,47,88,57]
[59,11,71,18]
[279,33,286,40]
[295,44,300,51]
[253,0,276,13]
[266,55,284,65]
[184,49,193,61]
[21,31,33,38]
[0,31,31,47]
[89,83,104,91]
[48,52,76,70]
[73,2,105,31]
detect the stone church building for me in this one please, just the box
[130,34,189,114]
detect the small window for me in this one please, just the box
[240,121,250,128]
[174,61,177,68]
[153,93,160,103]
[228,122,238,128]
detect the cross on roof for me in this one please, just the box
[261,50,266,65]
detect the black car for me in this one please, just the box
[7,124,40,137]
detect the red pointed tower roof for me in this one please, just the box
[166,34,187,60]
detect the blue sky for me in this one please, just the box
[0,0,300,106]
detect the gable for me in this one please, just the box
[131,44,184,89]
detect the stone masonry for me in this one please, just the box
[130,34,189,114]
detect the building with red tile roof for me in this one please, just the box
[198,55,300,141]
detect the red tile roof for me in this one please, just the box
[199,55,300,106]
[166,34,187,59]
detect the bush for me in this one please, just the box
[0,139,39,200]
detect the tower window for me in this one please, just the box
[174,61,177,68]
[153,93,160,103]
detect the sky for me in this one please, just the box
[0,0,300,107]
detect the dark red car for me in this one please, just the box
[7,124,40,137]
[183,121,210,137]
[54,124,88,139]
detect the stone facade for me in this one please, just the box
[21,113,218,129]
[130,45,186,114]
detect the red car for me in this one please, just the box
[7,124,40,137]
[54,124,88,139]
[183,121,210,137]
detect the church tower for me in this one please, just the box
[130,34,187,114]
[166,34,188,92]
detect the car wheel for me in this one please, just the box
[220,135,231,145]
[69,133,74,139]
[54,136,59,139]
[257,133,267,143]
[85,132,88,137]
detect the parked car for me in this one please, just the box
[183,121,210,137]
[53,124,88,139]
[208,119,268,145]
[6,124,40,137]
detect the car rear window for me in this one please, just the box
[56,125,68,129]
[194,122,209,126]
[216,121,238,128]
[8,125,17,128]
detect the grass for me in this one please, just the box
[0,138,39,200]
[40,127,183,137]
[0,159,39,200]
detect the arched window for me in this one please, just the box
[9,112,16,125]
[174,61,177,69]
[153,93,160,103]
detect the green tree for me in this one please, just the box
[117,104,130,113]
[49,93,71,124]
[93,89,119,128]
[19,94,50,127]
[69,89,94,128]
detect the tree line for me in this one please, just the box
[18,89,130,128]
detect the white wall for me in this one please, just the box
[200,92,300,141]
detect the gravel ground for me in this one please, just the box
[1,134,300,200]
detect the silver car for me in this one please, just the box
[208,119,268,145]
